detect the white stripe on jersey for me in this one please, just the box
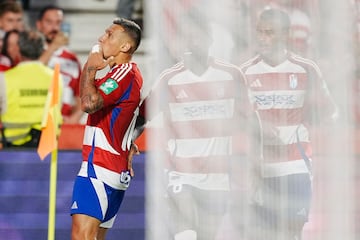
[169,136,232,158]
[263,124,310,146]
[261,159,310,178]
[169,99,234,122]
[111,63,133,82]
[78,161,129,190]
[168,171,230,191]
[83,126,120,155]
[245,59,307,74]
[251,90,305,110]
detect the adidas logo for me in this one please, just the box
[250,79,262,88]
[176,90,188,99]
[71,201,78,209]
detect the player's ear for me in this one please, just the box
[120,42,132,53]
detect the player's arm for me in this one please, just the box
[80,45,112,114]
[79,62,103,114]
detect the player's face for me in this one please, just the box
[0,12,23,32]
[5,31,20,64]
[36,9,63,43]
[98,24,131,60]
[256,19,288,57]
[180,22,211,61]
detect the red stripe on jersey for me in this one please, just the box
[168,80,237,102]
[247,72,308,91]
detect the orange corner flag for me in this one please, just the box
[37,63,60,160]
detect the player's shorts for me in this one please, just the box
[252,173,312,230]
[70,175,126,228]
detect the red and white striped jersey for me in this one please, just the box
[81,62,143,189]
[48,47,82,117]
[148,57,251,177]
[0,54,11,72]
[241,52,335,177]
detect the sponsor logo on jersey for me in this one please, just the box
[254,94,296,107]
[289,74,298,89]
[183,104,226,118]
[99,78,118,95]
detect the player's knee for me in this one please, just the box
[174,229,197,240]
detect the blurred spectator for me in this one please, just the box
[0,1,24,50]
[0,30,62,148]
[1,29,21,67]
[0,1,24,72]
[36,5,84,124]
[0,53,11,71]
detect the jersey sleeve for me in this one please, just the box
[306,63,338,123]
[97,64,136,107]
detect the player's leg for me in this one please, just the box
[70,176,105,239]
[96,227,109,240]
[71,214,101,240]
[168,185,198,240]
[196,189,229,240]
[285,173,312,240]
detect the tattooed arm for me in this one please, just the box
[80,62,103,114]
[80,45,114,114]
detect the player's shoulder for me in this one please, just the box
[108,62,136,82]
[288,52,322,75]
[158,61,186,81]
[209,57,246,78]
[239,54,262,71]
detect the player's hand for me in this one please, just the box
[87,44,114,70]
[127,142,140,177]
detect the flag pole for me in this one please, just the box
[47,66,60,240]
[48,84,59,240]
[48,147,58,240]
[36,63,60,239]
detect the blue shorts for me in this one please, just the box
[252,173,312,229]
[70,176,125,228]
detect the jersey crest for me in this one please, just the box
[99,78,118,95]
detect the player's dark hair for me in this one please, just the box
[113,18,142,54]
[37,5,64,21]
[18,30,45,59]
[258,8,291,33]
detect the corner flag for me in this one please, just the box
[37,63,60,160]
